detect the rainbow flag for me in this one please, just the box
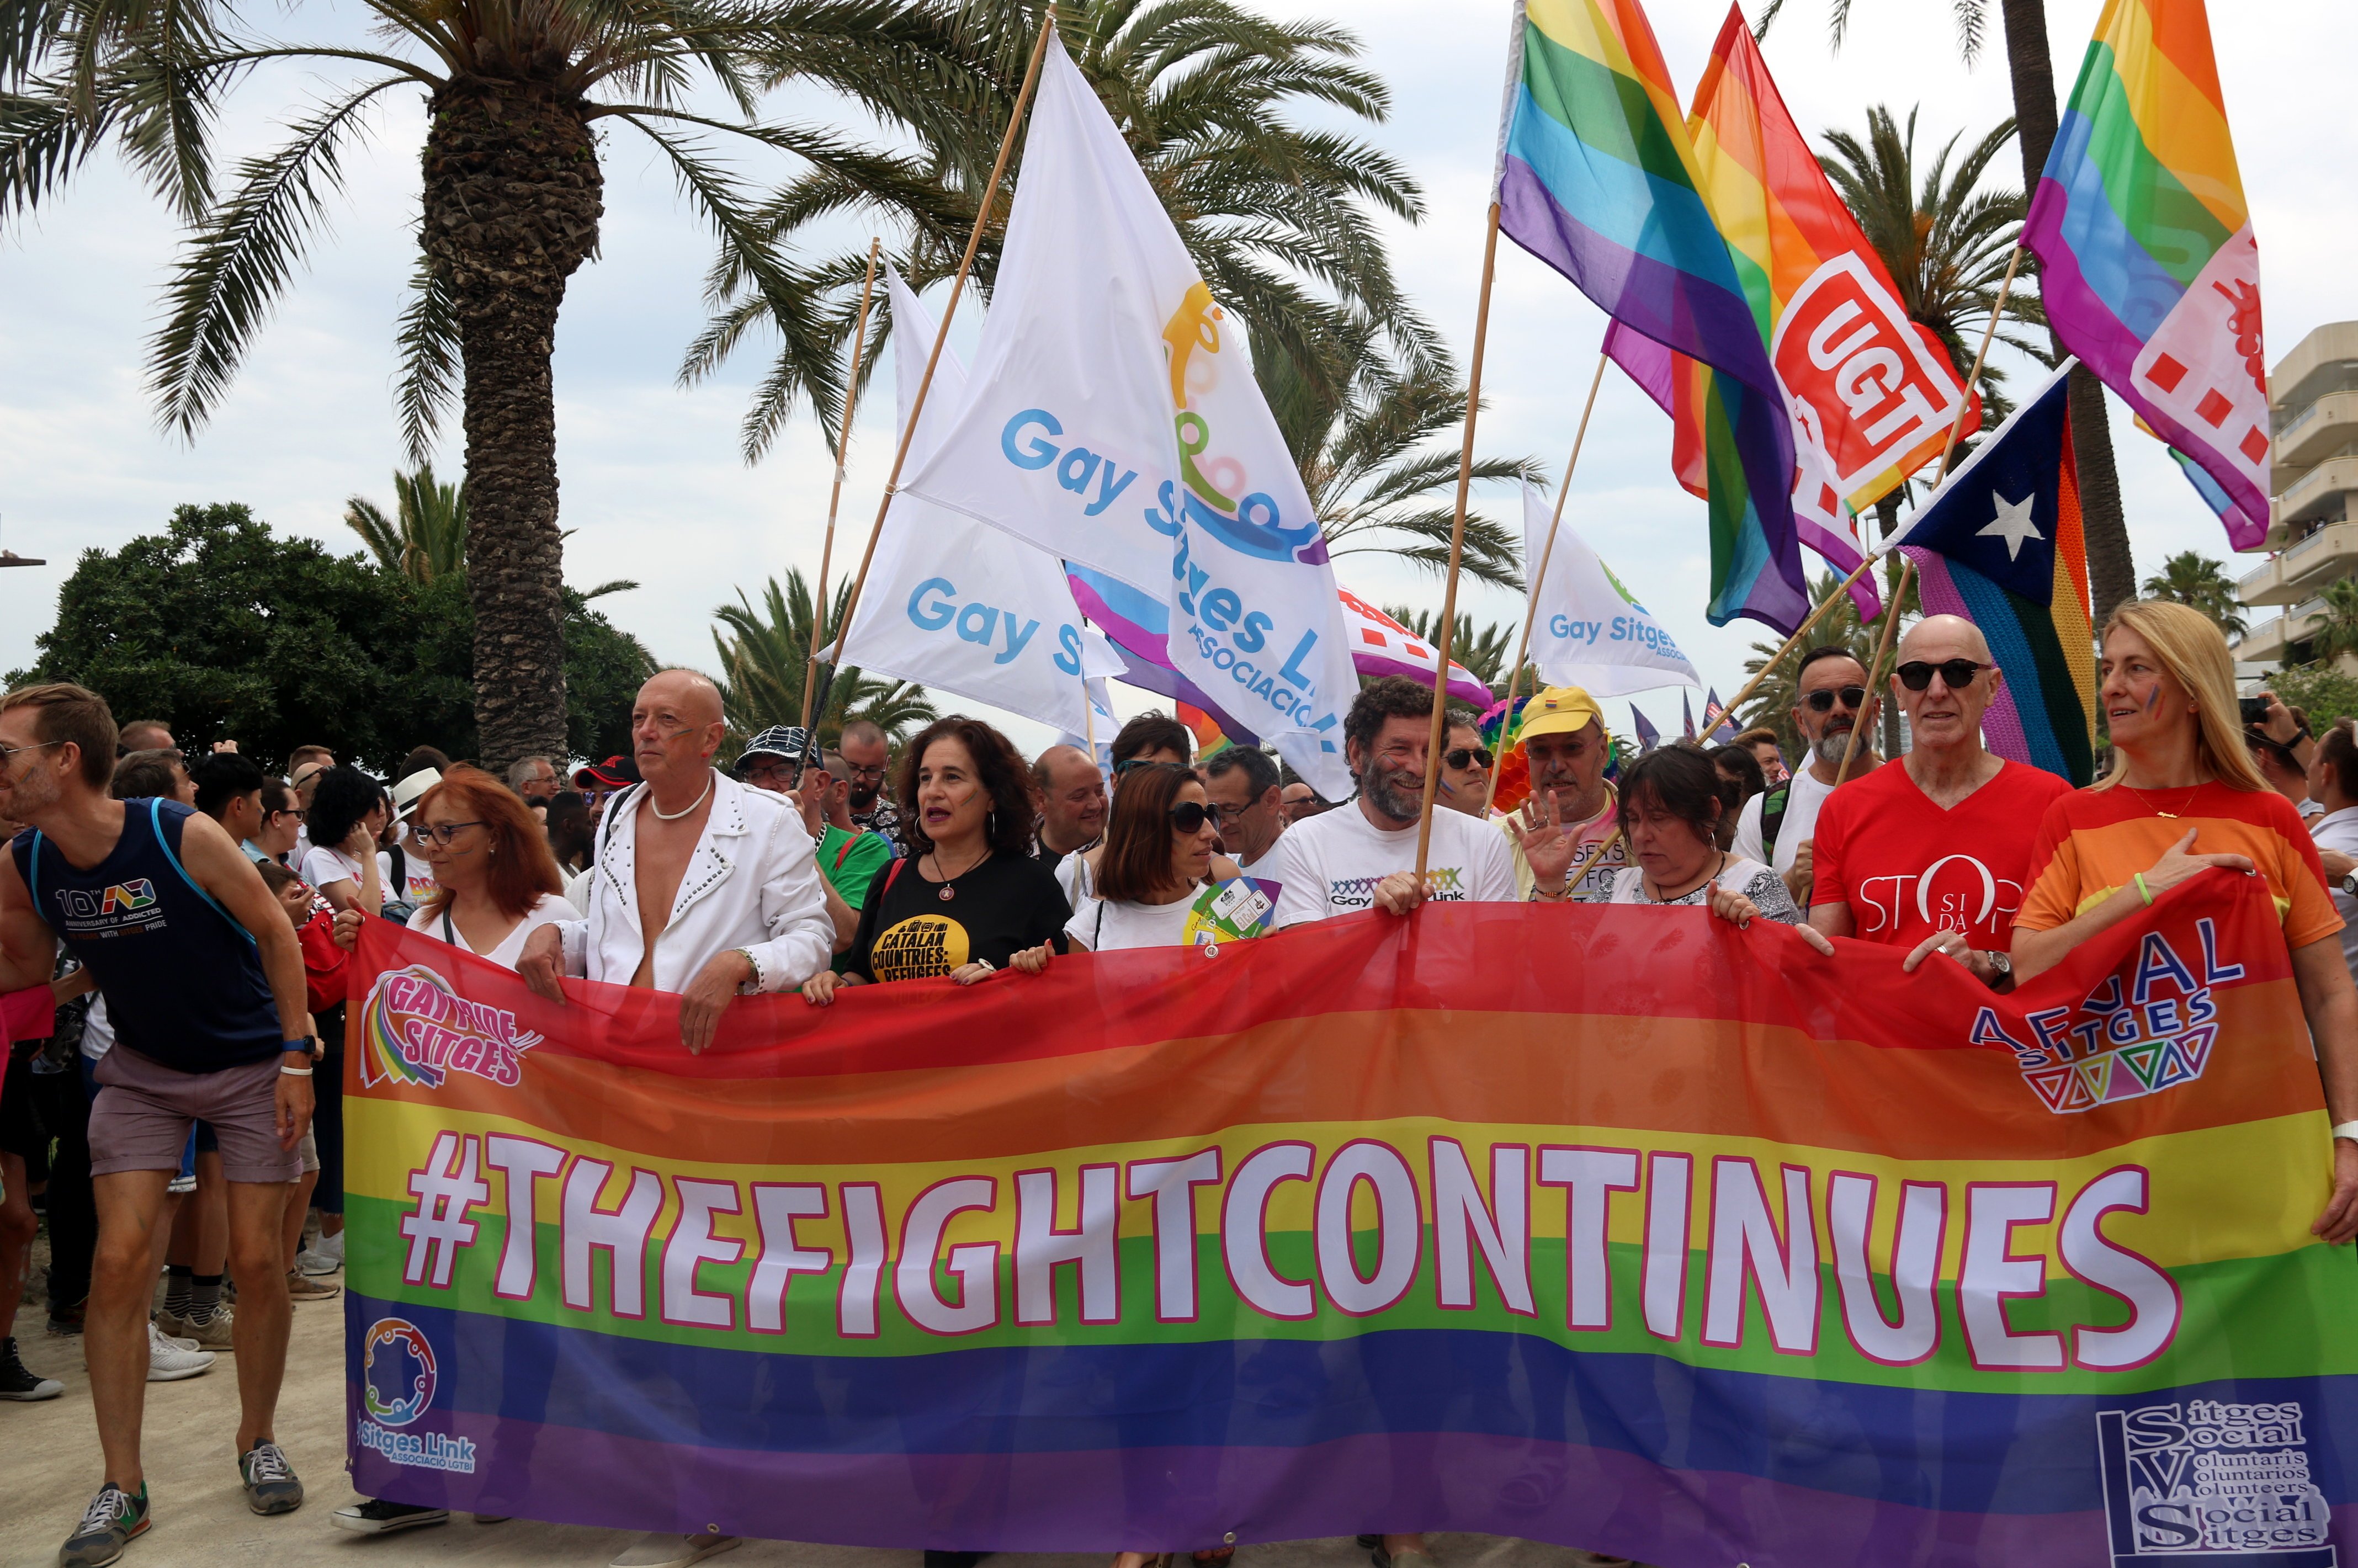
[1610,8,1983,623]
[1495,0,1805,633]
[1175,700,1231,761]
[2024,0,2270,549]
[342,878,2350,1560]
[1894,362,2099,784]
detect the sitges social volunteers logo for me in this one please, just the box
[362,1317,436,1427]
[1156,281,1328,565]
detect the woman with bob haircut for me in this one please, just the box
[2010,600,2358,1243]
[331,765,577,969]
[1053,762,1223,955]
[299,765,390,915]
[804,716,1069,1002]
[1582,744,1828,945]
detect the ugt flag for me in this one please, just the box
[1518,483,1699,698]
[901,38,1356,796]
[344,872,2351,1563]
[833,267,1104,737]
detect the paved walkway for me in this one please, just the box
[2,1237,1605,1568]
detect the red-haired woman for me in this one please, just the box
[1059,762,1221,953]
[334,765,578,966]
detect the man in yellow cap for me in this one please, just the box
[1501,685,1626,902]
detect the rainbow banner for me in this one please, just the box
[2024,0,2270,549]
[1495,0,1805,634]
[343,877,2352,1562]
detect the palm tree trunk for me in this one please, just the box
[421,80,603,770]
[1998,0,2135,623]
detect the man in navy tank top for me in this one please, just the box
[0,684,319,1566]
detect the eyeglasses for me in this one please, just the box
[741,759,796,780]
[0,739,63,766]
[1169,801,1212,833]
[1444,747,1495,770]
[842,761,887,782]
[1802,685,1869,713]
[407,820,485,847]
[1895,659,1990,692]
[1114,758,1162,776]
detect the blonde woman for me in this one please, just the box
[2009,600,2358,1243]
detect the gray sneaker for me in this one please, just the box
[238,1442,303,1516]
[58,1482,148,1567]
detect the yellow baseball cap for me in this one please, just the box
[1518,685,1604,743]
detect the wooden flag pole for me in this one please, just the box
[1832,246,2024,783]
[1483,349,1609,816]
[798,237,883,747]
[1414,200,1504,883]
[823,18,1056,702]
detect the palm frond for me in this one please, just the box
[392,251,459,466]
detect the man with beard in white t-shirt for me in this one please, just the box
[1271,678,1517,927]
[1731,645,1883,908]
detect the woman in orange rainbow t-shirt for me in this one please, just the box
[2011,600,2358,1244]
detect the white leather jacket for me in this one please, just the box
[555,772,832,993]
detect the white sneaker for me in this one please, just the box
[316,1230,345,1263]
[147,1320,215,1381]
[294,1248,340,1277]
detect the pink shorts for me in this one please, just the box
[89,1047,302,1185]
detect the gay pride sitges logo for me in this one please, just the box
[359,964,539,1091]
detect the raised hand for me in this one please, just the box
[1511,789,1579,892]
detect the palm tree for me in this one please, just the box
[1736,570,1917,761]
[344,464,469,584]
[1382,606,1532,698]
[2142,551,2248,639]
[2296,578,2358,673]
[711,571,936,745]
[1260,327,1538,589]
[699,0,1446,456]
[1756,0,2136,621]
[1819,106,2035,540]
[4,0,1001,769]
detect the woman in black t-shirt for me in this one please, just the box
[803,717,1070,1003]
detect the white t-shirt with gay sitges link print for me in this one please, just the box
[1270,800,1520,927]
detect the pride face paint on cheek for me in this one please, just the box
[2144,685,2162,717]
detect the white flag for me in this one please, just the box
[836,266,1103,736]
[900,39,1356,797]
[1521,485,1702,698]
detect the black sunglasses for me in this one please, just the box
[1444,747,1495,770]
[1803,685,1869,713]
[1169,801,1212,833]
[1895,659,1990,692]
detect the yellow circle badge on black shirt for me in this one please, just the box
[868,913,972,982]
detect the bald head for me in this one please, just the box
[1897,614,1991,666]
[638,668,724,727]
[1034,742,1108,852]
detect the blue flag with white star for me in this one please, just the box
[1890,360,2097,784]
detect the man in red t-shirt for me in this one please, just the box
[1809,615,2073,990]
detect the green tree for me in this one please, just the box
[2296,578,2358,673]
[344,463,469,584]
[703,0,1446,454]
[4,0,1000,768]
[2141,550,2248,639]
[1265,333,1538,589]
[711,572,936,746]
[1758,0,2137,620]
[1735,570,1916,762]
[2265,663,2358,727]
[1382,605,1532,699]
[14,504,653,771]
[1819,105,2034,539]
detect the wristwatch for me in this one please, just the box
[2342,873,2358,900]
[1980,950,2014,990]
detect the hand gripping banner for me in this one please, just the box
[343,875,2353,1566]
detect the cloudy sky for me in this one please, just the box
[3,0,2351,758]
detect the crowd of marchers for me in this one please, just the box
[3,595,2356,1568]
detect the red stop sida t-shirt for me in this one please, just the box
[1809,757,2074,949]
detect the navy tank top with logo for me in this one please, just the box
[10,798,282,1073]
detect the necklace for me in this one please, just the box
[1647,850,1725,906]
[649,775,715,821]
[928,845,990,901]
[2125,782,2203,820]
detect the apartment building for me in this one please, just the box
[2232,320,2358,672]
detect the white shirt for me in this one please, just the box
[1732,764,1840,877]
[404,893,582,972]
[299,846,394,900]
[2309,805,2358,979]
[555,773,834,994]
[1238,841,1283,881]
[1065,888,1201,952]
[1270,801,1519,926]
[81,995,112,1061]
[2299,796,2325,821]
